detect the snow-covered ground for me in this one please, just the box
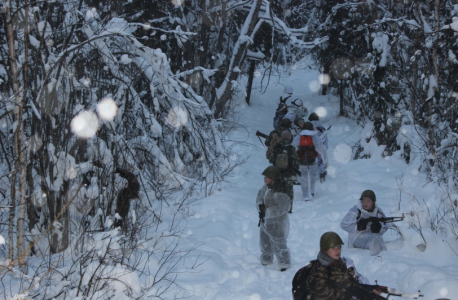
[176,65,458,300]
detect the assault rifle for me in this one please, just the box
[258,204,266,227]
[359,214,405,227]
[256,131,269,139]
[360,284,423,299]
[347,285,388,300]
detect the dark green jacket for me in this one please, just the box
[305,252,357,300]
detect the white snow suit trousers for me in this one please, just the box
[352,232,387,256]
[259,222,291,269]
[299,164,317,200]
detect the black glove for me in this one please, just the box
[320,172,326,183]
[370,222,382,233]
[356,218,369,231]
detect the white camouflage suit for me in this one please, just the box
[310,120,328,177]
[340,202,391,256]
[291,129,328,200]
[256,184,291,269]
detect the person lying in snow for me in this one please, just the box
[256,166,291,271]
[340,190,391,256]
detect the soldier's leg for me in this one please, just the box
[353,232,386,256]
[259,227,273,265]
[309,164,318,196]
[299,165,311,200]
[268,220,291,269]
[299,165,309,200]
[367,234,387,256]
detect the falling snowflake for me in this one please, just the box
[97,98,118,121]
[71,111,99,138]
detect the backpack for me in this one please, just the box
[292,260,317,300]
[266,131,282,159]
[297,135,318,164]
[273,109,288,130]
[273,144,289,170]
[273,96,290,129]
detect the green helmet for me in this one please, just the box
[360,189,376,202]
[294,118,305,127]
[262,166,281,180]
[308,112,319,121]
[320,231,344,252]
[303,121,314,131]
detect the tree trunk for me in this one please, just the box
[339,81,345,116]
[245,60,256,105]
[213,0,263,118]
[6,0,28,267]
[427,0,440,168]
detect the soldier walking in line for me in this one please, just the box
[292,121,328,201]
[268,130,300,213]
[256,166,291,271]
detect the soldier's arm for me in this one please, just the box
[312,135,328,164]
[256,185,267,209]
[340,207,359,233]
[289,145,300,169]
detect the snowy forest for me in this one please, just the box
[1,0,458,299]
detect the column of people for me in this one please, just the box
[256,87,394,299]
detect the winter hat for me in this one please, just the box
[283,86,293,94]
[281,130,292,141]
[308,112,319,121]
[291,98,303,107]
[283,113,296,123]
[280,118,292,128]
[303,121,314,131]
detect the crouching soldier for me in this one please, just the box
[292,232,385,300]
[257,166,291,271]
[340,190,391,256]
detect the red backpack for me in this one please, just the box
[297,136,318,164]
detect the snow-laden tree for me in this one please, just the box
[0,0,233,269]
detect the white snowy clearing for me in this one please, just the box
[174,65,458,300]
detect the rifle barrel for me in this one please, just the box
[256,131,269,139]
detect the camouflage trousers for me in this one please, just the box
[282,175,294,212]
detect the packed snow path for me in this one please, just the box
[176,67,458,300]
